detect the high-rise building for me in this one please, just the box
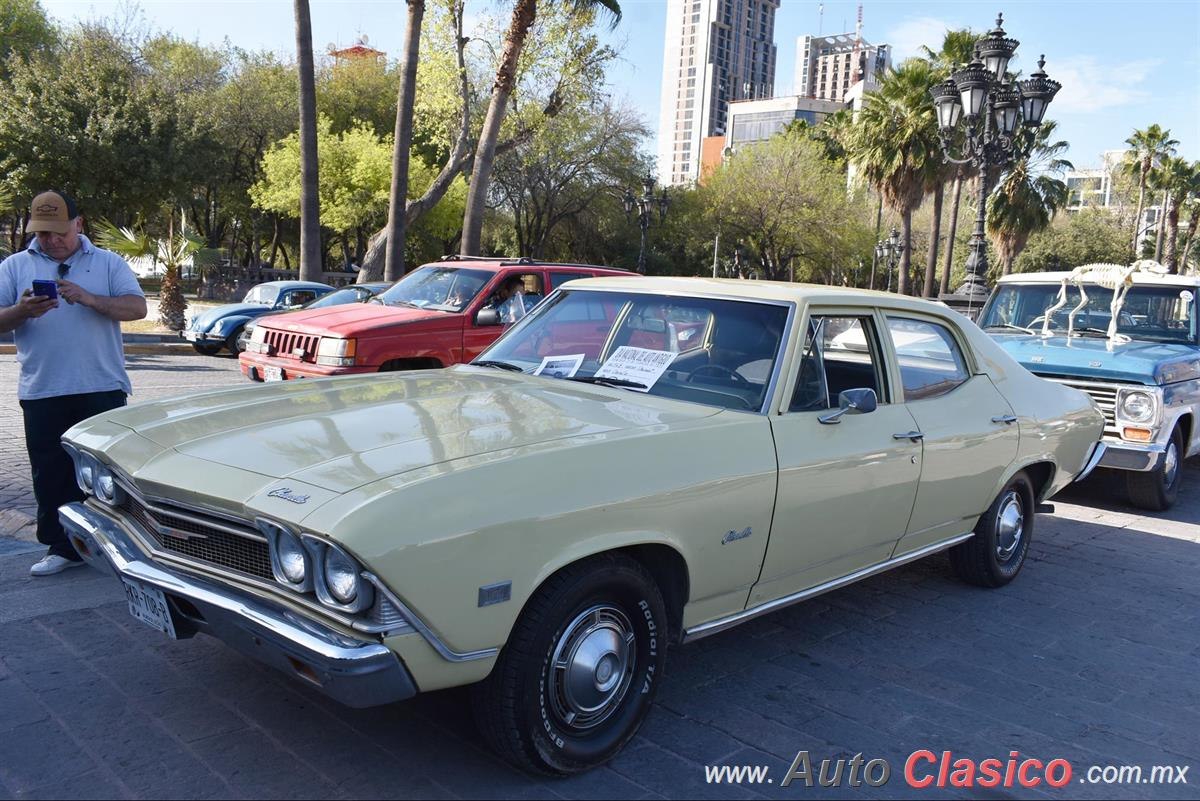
[794,30,890,103]
[657,0,781,186]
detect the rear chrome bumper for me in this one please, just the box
[1074,441,1108,483]
[59,502,417,708]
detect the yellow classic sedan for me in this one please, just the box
[59,278,1104,774]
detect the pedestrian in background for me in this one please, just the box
[0,191,147,576]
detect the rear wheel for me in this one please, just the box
[472,553,667,775]
[950,473,1034,588]
[1126,426,1183,511]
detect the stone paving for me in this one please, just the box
[0,351,1197,799]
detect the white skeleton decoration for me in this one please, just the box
[1041,260,1170,341]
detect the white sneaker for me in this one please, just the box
[30,554,87,577]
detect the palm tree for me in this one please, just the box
[383,0,426,282]
[849,60,941,295]
[1122,124,1178,258]
[293,0,322,282]
[921,29,977,296]
[460,0,621,256]
[1153,157,1200,273]
[94,220,201,331]
[986,121,1071,274]
[1181,193,1200,274]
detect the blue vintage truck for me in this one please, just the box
[979,266,1199,510]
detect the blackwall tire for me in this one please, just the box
[949,473,1034,588]
[472,553,668,775]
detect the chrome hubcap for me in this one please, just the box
[1162,441,1179,489]
[995,492,1024,563]
[547,605,636,731]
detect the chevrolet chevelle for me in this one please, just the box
[59,278,1104,774]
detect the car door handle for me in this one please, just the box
[893,431,924,441]
[991,415,1018,425]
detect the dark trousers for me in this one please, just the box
[20,390,126,559]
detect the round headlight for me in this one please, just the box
[94,466,117,503]
[1121,391,1155,423]
[276,530,307,584]
[323,546,359,604]
[79,454,97,493]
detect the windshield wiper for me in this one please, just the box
[472,359,524,372]
[563,376,648,390]
[1073,327,1111,338]
[986,323,1036,335]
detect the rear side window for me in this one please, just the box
[551,271,589,291]
[886,317,969,401]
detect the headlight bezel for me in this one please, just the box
[1116,387,1160,427]
[259,519,314,592]
[315,337,356,367]
[303,536,374,614]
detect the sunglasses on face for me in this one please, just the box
[57,263,70,279]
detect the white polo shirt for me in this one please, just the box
[0,235,144,400]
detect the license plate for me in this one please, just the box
[122,578,177,639]
[182,331,201,342]
[264,365,285,382]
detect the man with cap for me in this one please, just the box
[0,191,147,576]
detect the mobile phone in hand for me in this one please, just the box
[31,280,58,300]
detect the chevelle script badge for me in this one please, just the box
[722,526,752,545]
[268,487,310,504]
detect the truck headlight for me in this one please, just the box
[1118,389,1157,424]
[260,520,312,591]
[316,337,356,367]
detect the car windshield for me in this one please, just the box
[304,287,370,309]
[375,266,490,312]
[476,289,789,413]
[242,285,280,305]
[981,283,1198,344]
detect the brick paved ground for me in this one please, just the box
[0,352,1197,799]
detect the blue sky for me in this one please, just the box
[41,0,1200,170]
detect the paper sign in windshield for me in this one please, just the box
[595,346,676,391]
[534,354,585,378]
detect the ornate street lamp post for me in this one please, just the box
[875,227,902,292]
[623,173,669,274]
[930,13,1061,300]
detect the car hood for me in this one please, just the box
[189,303,270,331]
[92,367,720,494]
[253,303,451,336]
[991,334,1200,385]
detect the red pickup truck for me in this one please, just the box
[238,257,633,381]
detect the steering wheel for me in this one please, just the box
[687,363,749,386]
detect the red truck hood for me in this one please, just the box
[254,303,450,336]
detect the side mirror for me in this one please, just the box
[818,388,878,425]
[475,307,502,327]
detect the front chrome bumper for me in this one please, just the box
[1096,438,1165,473]
[59,502,417,708]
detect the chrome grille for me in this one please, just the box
[262,329,319,362]
[1039,375,1122,436]
[120,492,273,580]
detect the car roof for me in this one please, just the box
[996,271,1200,287]
[256,280,335,290]
[561,275,964,314]
[420,257,631,275]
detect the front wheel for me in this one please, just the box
[225,326,247,356]
[950,473,1034,588]
[472,553,668,775]
[191,342,223,356]
[1126,426,1184,511]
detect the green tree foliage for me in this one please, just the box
[848,59,941,294]
[1014,209,1133,273]
[0,0,56,76]
[706,130,873,283]
[1122,124,1179,257]
[986,120,1072,275]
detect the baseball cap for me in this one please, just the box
[25,191,80,235]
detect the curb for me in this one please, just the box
[1,334,203,356]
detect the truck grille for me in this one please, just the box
[119,492,273,581]
[1038,375,1122,436]
[262,329,320,362]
